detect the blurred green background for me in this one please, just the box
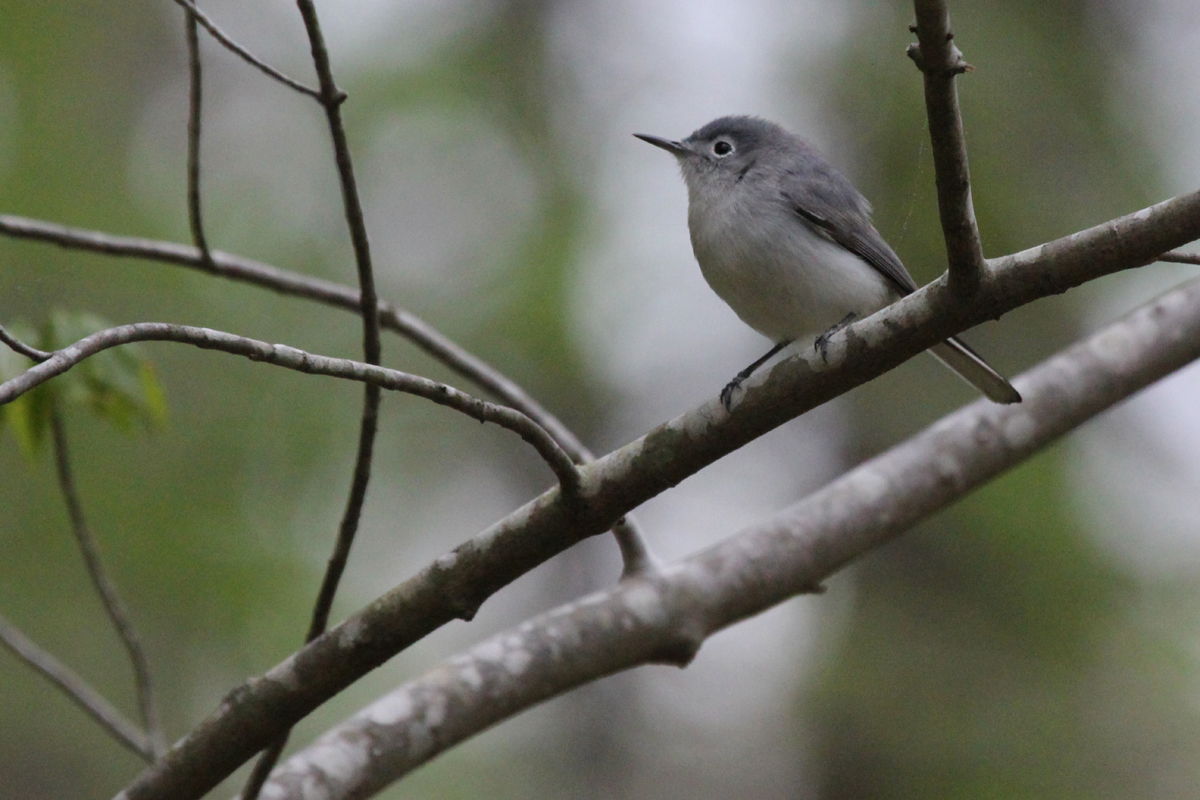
[2,0,1200,798]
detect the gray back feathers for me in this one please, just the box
[683,116,919,295]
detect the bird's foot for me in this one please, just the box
[813,312,858,363]
[719,376,744,412]
[720,339,792,411]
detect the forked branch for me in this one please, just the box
[908,0,986,289]
[0,323,580,493]
[170,0,321,99]
[0,326,165,757]
[255,271,1200,800]
[113,188,1200,800]
[51,410,167,757]
[0,213,654,559]
[238,3,387,794]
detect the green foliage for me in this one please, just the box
[0,312,166,458]
[0,320,47,457]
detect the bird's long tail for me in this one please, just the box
[929,337,1021,404]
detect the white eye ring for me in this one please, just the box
[713,140,734,157]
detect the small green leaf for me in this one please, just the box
[0,323,48,459]
[0,313,169,458]
[47,312,169,434]
[138,362,168,427]
[1,391,40,459]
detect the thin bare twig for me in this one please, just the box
[183,9,210,260]
[236,3,388,795]
[294,0,384,649]
[907,0,985,290]
[295,0,383,382]
[0,321,51,361]
[170,0,321,100]
[614,517,657,576]
[0,322,580,493]
[50,409,167,758]
[2,322,168,758]
[239,739,286,800]
[113,189,1200,800]
[0,611,154,761]
[0,216,655,563]
[258,268,1200,797]
[1160,250,1200,265]
[0,214,585,458]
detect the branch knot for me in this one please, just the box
[905,42,973,76]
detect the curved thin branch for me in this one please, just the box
[112,188,1200,800]
[0,323,580,493]
[255,271,1200,799]
[0,321,51,361]
[0,216,587,458]
[51,410,167,758]
[183,9,210,261]
[1160,250,1200,265]
[0,612,153,761]
[239,4,386,796]
[907,0,985,290]
[170,0,321,100]
[0,214,653,557]
[294,0,386,633]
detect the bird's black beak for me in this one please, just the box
[633,133,690,158]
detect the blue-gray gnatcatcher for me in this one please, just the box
[635,115,1020,410]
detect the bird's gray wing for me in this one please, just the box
[779,158,919,296]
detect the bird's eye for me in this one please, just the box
[713,140,734,157]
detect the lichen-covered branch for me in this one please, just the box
[1161,250,1200,265]
[257,271,1200,799]
[113,188,1200,800]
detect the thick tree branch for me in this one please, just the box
[170,0,321,99]
[907,0,985,290]
[113,189,1200,800]
[255,269,1200,799]
[0,612,154,761]
[51,410,166,758]
[0,323,580,493]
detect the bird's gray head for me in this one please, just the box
[634,116,795,195]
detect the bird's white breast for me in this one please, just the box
[686,177,895,343]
